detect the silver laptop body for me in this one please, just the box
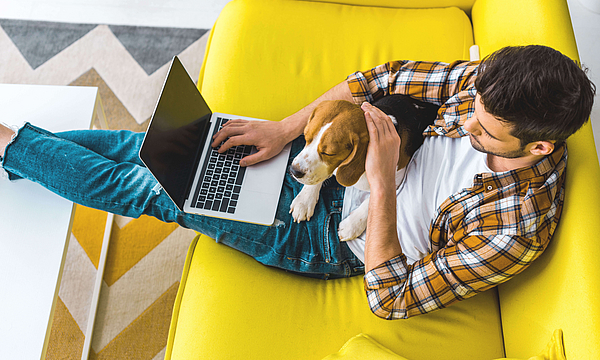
[140,56,291,225]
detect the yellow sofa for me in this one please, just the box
[165,0,600,359]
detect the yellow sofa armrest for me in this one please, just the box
[473,1,600,359]
[497,124,600,360]
[472,0,578,59]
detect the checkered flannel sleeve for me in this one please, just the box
[346,60,480,106]
[364,234,549,319]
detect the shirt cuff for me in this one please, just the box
[346,71,375,105]
[364,253,410,290]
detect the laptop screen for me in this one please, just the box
[140,57,212,209]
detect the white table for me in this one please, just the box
[0,84,107,359]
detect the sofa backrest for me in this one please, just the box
[290,0,476,13]
[472,0,600,359]
[198,0,475,120]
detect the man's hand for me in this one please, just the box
[211,119,290,167]
[362,102,403,272]
[362,102,401,191]
[211,81,354,168]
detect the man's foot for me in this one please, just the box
[0,123,16,158]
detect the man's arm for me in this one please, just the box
[212,81,353,167]
[347,60,479,106]
[363,233,552,320]
[213,60,479,167]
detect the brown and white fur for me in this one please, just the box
[289,94,439,241]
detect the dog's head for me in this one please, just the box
[289,100,369,186]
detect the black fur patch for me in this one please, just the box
[372,94,440,157]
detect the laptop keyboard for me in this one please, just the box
[191,117,253,214]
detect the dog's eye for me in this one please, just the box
[321,152,334,157]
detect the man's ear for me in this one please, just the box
[336,133,368,187]
[528,140,555,156]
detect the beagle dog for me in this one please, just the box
[289,94,439,241]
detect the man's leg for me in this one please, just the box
[180,165,364,279]
[183,136,364,279]
[0,123,363,278]
[1,123,175,219]
[56,128,147,167]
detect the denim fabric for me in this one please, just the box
[1,123,364,279]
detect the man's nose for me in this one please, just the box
[464,115,478,135]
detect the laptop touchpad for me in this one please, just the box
[243,146,290,193]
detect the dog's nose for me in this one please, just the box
[289,165,305,179]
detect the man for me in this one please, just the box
[210,45,595,319]
[0,45,595,319]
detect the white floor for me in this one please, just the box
[0,0,599,162]
[0,0,231,29]
[568,0,600,163]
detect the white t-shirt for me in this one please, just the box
[343,135,491,264]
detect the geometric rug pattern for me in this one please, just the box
[0,19,209,359]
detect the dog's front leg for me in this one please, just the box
[338,195,370,241]
[290,183,323,222]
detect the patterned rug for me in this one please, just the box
[0,19,209,359]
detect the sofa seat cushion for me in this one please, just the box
[199,0,475,122]
[166,235,504,360]
[322,334,409,360]
[320,331,566,360]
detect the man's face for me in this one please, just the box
[463,94,528,159]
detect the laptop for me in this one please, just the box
[139,56,291,225]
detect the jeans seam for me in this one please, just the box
[323,213,332,264]
[201,220,342,268]
[199,218,353,269]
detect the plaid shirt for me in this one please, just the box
[346,60,567,319]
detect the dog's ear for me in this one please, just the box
[304,102,331,141]
[306,107,318,126]
[336,132,368,187]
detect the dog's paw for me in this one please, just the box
[289,195,316,222]
[289,184,321,222]
[338,209,368,242]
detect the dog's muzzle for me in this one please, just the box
[288,164,305,180]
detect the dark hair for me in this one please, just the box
[474,45,596,145]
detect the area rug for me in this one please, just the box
[0,19,209,360]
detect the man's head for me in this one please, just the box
[471,45,595,155]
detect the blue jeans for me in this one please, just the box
[1,123,364,279]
